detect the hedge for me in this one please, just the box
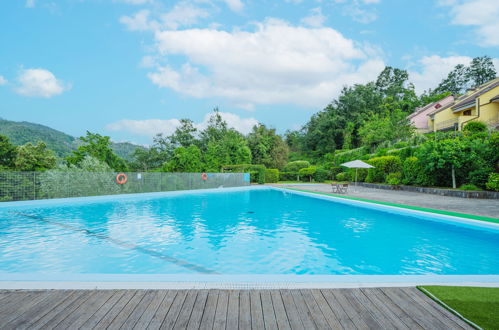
[365,155,402,183]
[265,169,279,183]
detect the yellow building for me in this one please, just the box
[428,78,499,132]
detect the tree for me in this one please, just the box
[358,109,414,149]
[0,135,17,169]
[247,124,289,169]
[14,142,56,171]
[170,119,198,148]
[433,56,497,95]
[162,145,203,172]
[204,130,252,170]
[466,56,497,87]
[67,131,127,171]
[199,109,228,149]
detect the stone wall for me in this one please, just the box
[355,182,499,199]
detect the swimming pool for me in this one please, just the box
[1,186,498,284]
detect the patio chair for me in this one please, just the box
[337,183,349,194]
[331,183,339,193]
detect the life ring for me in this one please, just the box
[201,172,208,181]
[116,173,127,184]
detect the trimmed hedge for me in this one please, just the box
[365,156,402,183]
[265,169,279,183]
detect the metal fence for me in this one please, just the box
[0,171,250,202]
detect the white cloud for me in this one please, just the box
[408,55,472,93]
[148,19,385,107]
[15,68,70,98]
[25,0,35,8]
[442,0,499,46]
[106,111,259,137]
[223,0,244,12]
[301,7,326,28]
[335,0,380,24]
[120,2,210,31]
[106,118,181,137]
[0,76,7,86]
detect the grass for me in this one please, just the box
[419,286,499,329]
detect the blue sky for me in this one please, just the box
[1,0,498,145]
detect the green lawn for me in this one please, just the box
[419,286,499,329]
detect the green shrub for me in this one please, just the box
[299,166,316,182]
[463,121,487,134]
[313,167,330,182]
[347,168,368,182]
[284,160,310,172]
[459,184,480,191]
[265,169,279,183]
[386,172,401,185]
[486,173,499,191]
[336,172,350,181]
[365,156,402,183]
[467,168,493,189]
[333,147,369,165]
[393,141,408,148]
[279,171,297,181]
[402,157,419,185]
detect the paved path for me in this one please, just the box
[272,184,499,219]
[0,288,471,329]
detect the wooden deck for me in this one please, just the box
[0,288,471,329]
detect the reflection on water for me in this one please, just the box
[0,188,498,275]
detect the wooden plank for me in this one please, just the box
[270,290,291,330]
[187,290,208,330]
[239,290,252,330]
[107,290,148,330]
[213,290,228,330]
[147,290,178,330]
[320,289,356,330]
[2,290,74,330]
[80,290,127,329]
[350,288,408,330]
[27,291,88,329]
[338,289,383,329]
[365,288,424,330]
[199,290,219,330]
[226,290,240,330]
[309,289,343,330]
[0,290,56,327]
[133,290,168,329]
[53,290,115,330]
[381,287,449,330]
[0,291,38,320]
[300,289,332,330]
[120,290,158,329]
[290,289,317,329]
[249,290,264,330]
[280,290,304,330]
[400,288,471,329]
[32,290,94,329]
[159,290,188,330]
[173,290,198,329]
[92,290,138,329]
[260,290,278,330]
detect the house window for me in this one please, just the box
[463,110,472,116]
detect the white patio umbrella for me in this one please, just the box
[340,160,374,186]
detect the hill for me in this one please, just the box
[0,118,145,161]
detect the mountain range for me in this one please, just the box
[0,118,145,161]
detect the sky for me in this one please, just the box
[1,0,499,145]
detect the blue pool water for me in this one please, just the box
[0,187,498,276]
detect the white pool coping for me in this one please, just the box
[1,185,499,289]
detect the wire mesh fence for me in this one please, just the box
[0,171,250,202]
